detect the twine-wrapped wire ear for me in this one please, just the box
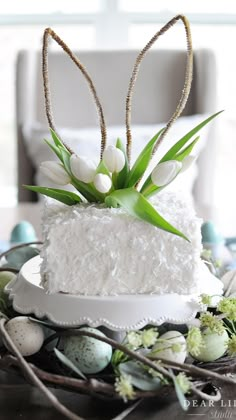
[126,15,193,164]
[42,28,107,159]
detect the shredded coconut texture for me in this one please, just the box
[40,192,212,296]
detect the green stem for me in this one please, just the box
[229,320,236,335]
[112,172,118,190]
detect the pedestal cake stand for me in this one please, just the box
[5,256,217,331]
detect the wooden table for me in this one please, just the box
[1,204,236,419]
[0,373,236,419]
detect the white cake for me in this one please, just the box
[40,191,221,296]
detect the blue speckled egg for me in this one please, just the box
[63,327,112,374]
[10,221,37,244]
[201,221,224,245]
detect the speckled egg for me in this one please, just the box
[150,330,187,364]
[192,328,228,362]
[63,327,112,374]
[5,316,44,356]
[10,221,37,244]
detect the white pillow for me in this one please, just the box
[22,115,210,200]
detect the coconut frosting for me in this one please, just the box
[40,191,221,296]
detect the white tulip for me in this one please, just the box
[181,155,197,173]
[70,154,96,184]
[151,160,182,187]
[40,161,70,185]
[94,173,112,194]
[103,145,125,173]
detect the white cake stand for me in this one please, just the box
[5,256,215,331]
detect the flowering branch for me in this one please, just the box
[49,328,236,388]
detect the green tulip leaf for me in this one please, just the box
[126,128,164,188]
[169,370,189,411]
[159,111,223,164]
[174,136,200,161]
[116,138,129,189]
[59,147,72,174]
[141,111,222,194]
[54,348,87,380]
[119,361,162,391]
[44,139,62,161]
[105,188,189,241]
[50,128,66,149]
[141,137,200,198]
[96,160,110,176]
[23,186,82,206]
[72,179,103,203]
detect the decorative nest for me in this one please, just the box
[1,316,236,420]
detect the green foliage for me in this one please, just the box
[44,139,62,161]
[26,112,222,238]
[119,361,162,391]
[159,111,222,164]
[126,128,164,188]
[115,138,129,189]
[174,136,199,162]
[23,186,82,206]
[105,188,189,241]
[50,128,66,149]
[169,370,189,411]
[54,348,87,380]
[141,111,222,195]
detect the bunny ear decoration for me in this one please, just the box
[42,17,192,165]
[42,27,107,159]
[125,14,193,164]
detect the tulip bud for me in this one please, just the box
[40,161,70,185]
[94,173,112,194]
[151,160,182,187]
[181,155,197,173]
[103,145,125,173]
[70,154,96,184]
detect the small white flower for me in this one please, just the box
[115,374,135,402]
[176,372,191,394]
[126,331,142,349]
[141,328,159,348]
[151,160,182,187]
[181,155,197,173]
[40,161,70,185]
[103,145,125,173]
[70,154,96,183]
[94,173,112,193]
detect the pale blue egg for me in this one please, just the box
[63,327,112,374]
[6,246,39,270]
[10,221,37,244]
[201,221,224,245]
